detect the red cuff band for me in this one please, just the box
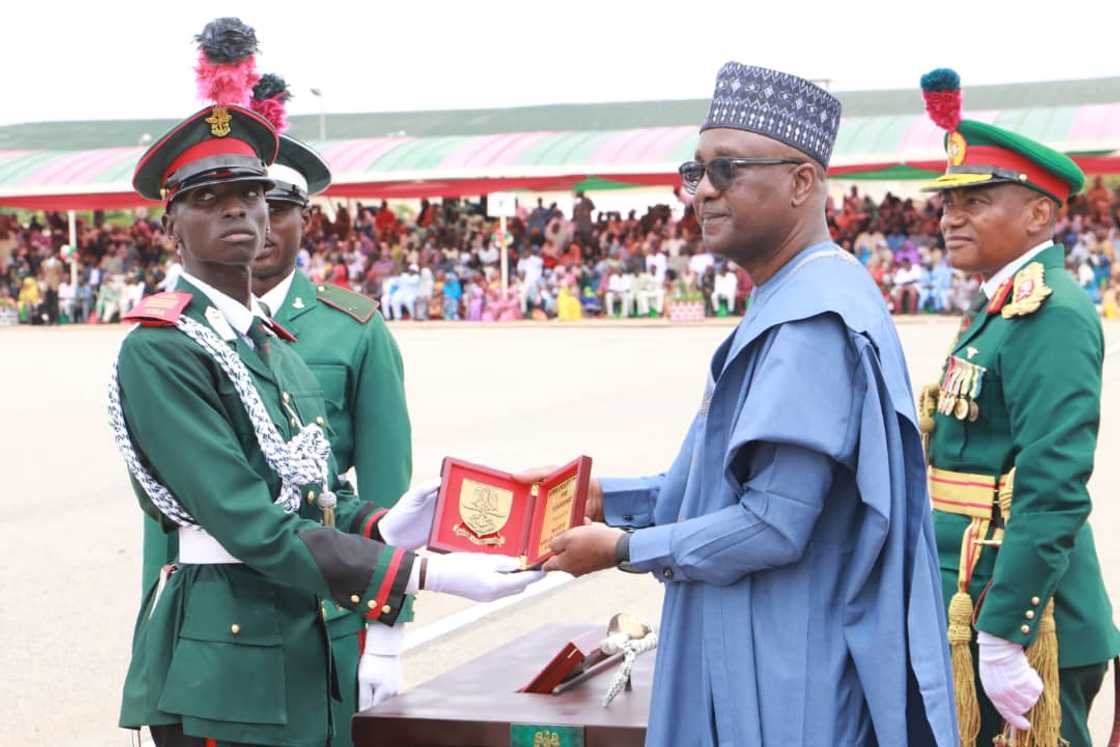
[367,548,405,621]
[361,509,389,540]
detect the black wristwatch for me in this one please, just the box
[614,532,631,565]
[615,531,641,573]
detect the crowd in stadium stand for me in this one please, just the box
[2,179,1119,327]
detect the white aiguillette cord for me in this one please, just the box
[601,630,658,707]
[107,314,331,526]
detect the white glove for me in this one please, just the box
[977,630,1043,731]
[378,479,441,551]
[423,553,546,602]
[357,622,405,711]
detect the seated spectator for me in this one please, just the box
[390,265,420,320]
[1076,259,1099,304]
[58,279,75,323]
[0,284,17,326]
[711,265,738,315]
[579,284,603,316]
[932,252,954,313]
[76,279,93,322]
[633,270,663,317]
[465,280,485,321]
[443,271,463,320]
[866,253,892,308]
[892,258,921,313]
[605,270,635,318]
[646,246,667,283]
[1101,277,1119,319]
[94,275,123,323]
[416,266,434,321]
[380,275,400,319]
[18,276,42,324]
[556,284,582,321]
[950,271,980,313]
[687,248,714,278]
[122,272,145,316]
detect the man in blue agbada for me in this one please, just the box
[541,63,957,746]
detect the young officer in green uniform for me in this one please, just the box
[114,104,544,747]
[917,69,1120,747]
[252,131,413,736]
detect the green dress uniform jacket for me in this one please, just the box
[928,243,1120,666]
[271,271,414,747]
[141,274,414,591]
[273,271,412,512]
[116,280,413,747]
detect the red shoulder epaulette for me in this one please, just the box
[122,292,192,327]
[263,317,297,342]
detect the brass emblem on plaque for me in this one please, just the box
[533,732,561,747]
[206,106,232,137]
[454,478,512,546]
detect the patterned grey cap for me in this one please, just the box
[701,62,842,167]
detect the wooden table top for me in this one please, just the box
[353,623,652,746]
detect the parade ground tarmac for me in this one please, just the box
[2,316,1117,745]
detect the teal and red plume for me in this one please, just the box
[920,68,962,131]
[194,17,261,107]
[251,73,292,132]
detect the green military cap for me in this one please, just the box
[133,18,281,203]
[132,105,279,203]
[266,135,332,206]
[919,68,1085,204]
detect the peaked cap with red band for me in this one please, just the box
[132,104,279,202]
[133,19,278,204]
[919,68,1085,204]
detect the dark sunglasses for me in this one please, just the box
[679,157,807,194]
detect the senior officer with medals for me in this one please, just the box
[113,103,544,747]
[249,82,415,734]
[537,63,956,746]
[916,69,1120,747]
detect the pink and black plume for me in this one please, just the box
[252,73,292,132]
[194,17,261,106]
[920,68,962,131]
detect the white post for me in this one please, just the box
[68,209,78,286]
[499,215,508,293]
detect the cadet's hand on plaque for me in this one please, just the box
[379,478,442,551]
[976,631,1043,731]
[516,465,603,521]
[423,552,545,602]
[543,523,624,577]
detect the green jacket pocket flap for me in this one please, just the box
[179,581,282,647]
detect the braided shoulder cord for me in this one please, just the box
[107,316,334,527]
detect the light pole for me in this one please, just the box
[310,88,326,142]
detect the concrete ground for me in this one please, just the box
[1,316,1117,745]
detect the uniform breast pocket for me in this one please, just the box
[307,363,348,431]
[158,580,287,725]
[976,369,1010,433]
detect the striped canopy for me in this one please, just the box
[1,102,1118,210]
